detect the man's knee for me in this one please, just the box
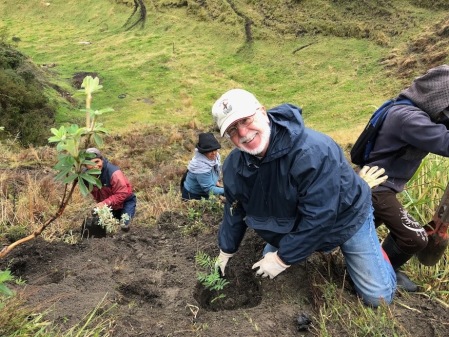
[362,293,395,307]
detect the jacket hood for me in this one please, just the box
[400,64,449,120]
[263,104,305,162]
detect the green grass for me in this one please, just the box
[399,154,449,302]
[315,283,405,337]
[1,0,449,334]
[1,0,447,139]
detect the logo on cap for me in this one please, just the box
[221,99,232,115]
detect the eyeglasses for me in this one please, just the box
[225,115,255,138]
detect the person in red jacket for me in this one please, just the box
[85,148,136,231]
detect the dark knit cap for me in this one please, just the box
[196,133,221,153]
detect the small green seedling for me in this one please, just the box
[0,269,15,298]
[195,251,229,303]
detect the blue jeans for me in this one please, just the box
[263,211,396,307]
[263,243,278,256]
[112,194,136,225]
[341,210,396,306]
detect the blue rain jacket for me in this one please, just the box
[219,104,372,265]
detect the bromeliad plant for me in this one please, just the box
[0,76,113,258]
[195,251,229,303]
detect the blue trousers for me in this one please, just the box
[112,194,136,225]
[341,210,396,306]
[181,186,209,201]
[264,210,396,307]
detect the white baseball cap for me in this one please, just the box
[211,89,262,136]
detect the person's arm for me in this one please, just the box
[218,197,247,253]
[277,143,357,265]
[99,170,132,208]
[196,171,224,195]
[90,186,102,203]
[399,109,449,156]
[216,196,247,275]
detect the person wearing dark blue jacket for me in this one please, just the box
[211,88,396,307]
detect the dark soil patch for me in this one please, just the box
[49,83,77,106]
[1,212,449,336]
[72,71,99,89]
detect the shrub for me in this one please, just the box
[0,43,56,146]
[411,0,449,10]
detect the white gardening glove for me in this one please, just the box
[215,250,234,276]
[358,165,388,188]
[252,251,290,279]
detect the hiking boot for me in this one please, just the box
[395,270,418,292]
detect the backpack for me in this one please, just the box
[350,98,415,166]
[180,169,188,192]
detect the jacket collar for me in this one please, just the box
[241,104,304,166]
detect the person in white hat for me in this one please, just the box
[212,88,396,307]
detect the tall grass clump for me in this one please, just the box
[399,154,449,304]
[315,282,408,336]
[0,278,116,337]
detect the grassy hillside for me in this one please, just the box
[1,2,449,335]
[1,0,448,144]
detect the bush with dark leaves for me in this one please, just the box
[0,43,56,146]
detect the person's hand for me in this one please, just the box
[252,252,290,279]
[358,165,388,188]
[215,250,234,276]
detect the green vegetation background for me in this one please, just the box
[1,1,449,335]
[1,0,448,146]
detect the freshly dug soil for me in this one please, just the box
[1,211,448,336]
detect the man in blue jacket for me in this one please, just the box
[211,89,396,307]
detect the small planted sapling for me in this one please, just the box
[0,76,113,258]
[195,251,229,303]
